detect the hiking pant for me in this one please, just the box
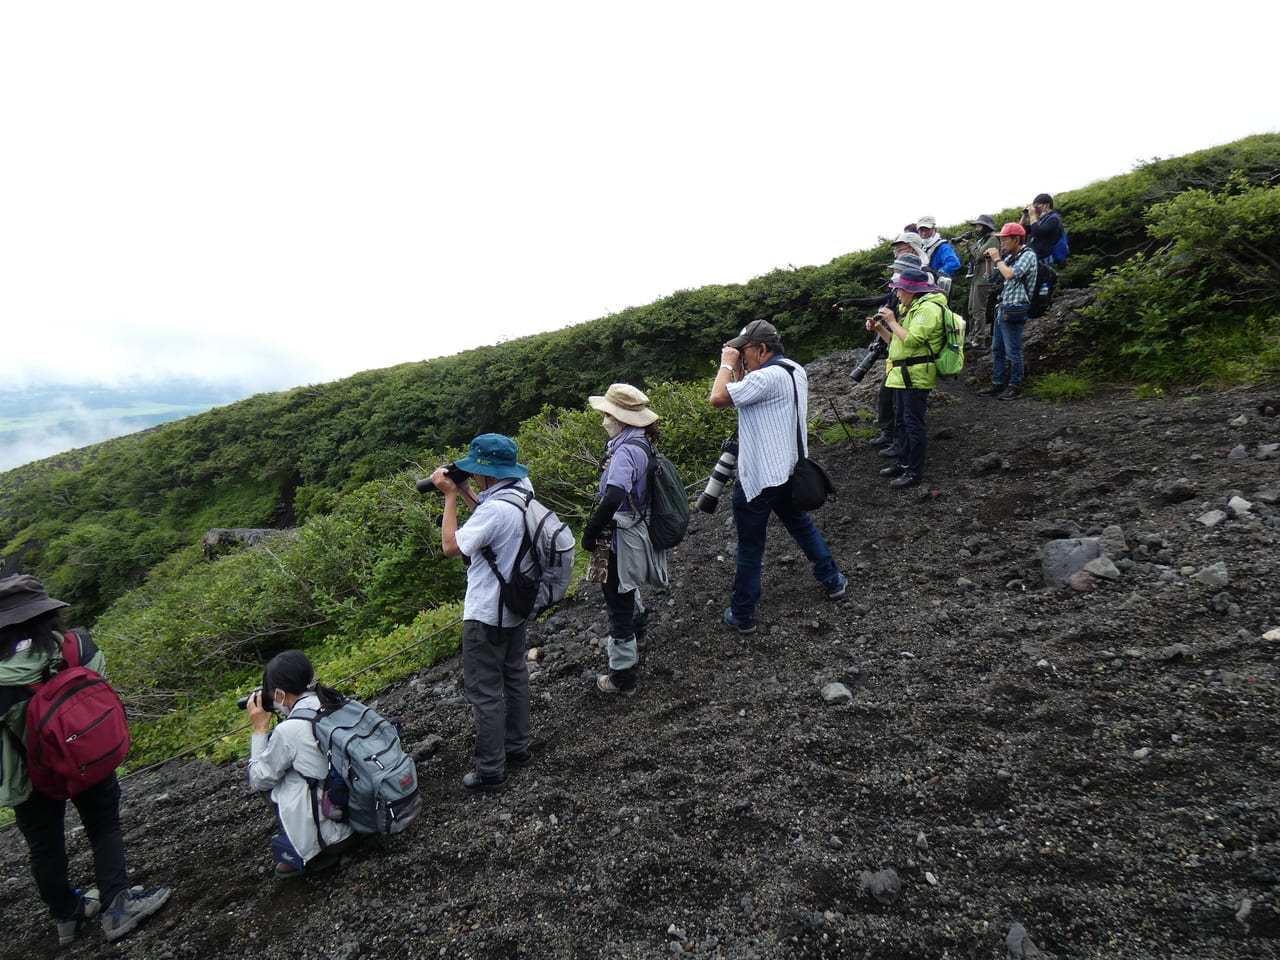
[875,380,896,441]
[601,550,640,688]
[891,387,930,476]
[967,281,995,344]
[462,619,532,779]
[991,304,1029,387]
[730,482,841,622]
[14,772,129,918]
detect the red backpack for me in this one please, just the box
[25,631,131,799]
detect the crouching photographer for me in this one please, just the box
[244,650,359,878]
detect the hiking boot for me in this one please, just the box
[888,472,921,488]
[461,770,509,794]
[596,674,638,697]
[56,888,100,947]
[825,575,848,600]
[880,464,905,478]
[877,446,904,458]
[999,385,1023,401]
[100,885,171,943]
[867,432,892,447]
[977,382,1006,397]
[506,749,537,770]
[722,608,756,635]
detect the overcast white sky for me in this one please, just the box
[3,2,1275,393]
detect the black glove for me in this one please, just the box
[583,484,626,552]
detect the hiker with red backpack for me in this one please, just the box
[0,574,172,946]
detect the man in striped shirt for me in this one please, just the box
[709,320,847,635]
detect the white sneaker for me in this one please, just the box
[100,885,171,943]
[56,887,100,947]
[596,674,638,697]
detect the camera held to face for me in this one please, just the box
[237,687,274,712]
[415,463,471,494]
[696,436,739,514]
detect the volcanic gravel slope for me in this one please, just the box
[3,362,1279,960]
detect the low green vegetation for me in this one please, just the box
[1031,372,1093,403]
[2,134,1278,786]
[1064,142,1280,385]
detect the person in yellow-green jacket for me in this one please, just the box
[866,268,946,488]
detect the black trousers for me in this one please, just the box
[14,772,129,918]
[876,381,896,439]
[602,549,637,640]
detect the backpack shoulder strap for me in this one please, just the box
[479,486,533,629]
[290,706,319,724]
[621,438,657,520]
[61,629,100,670]
[283,704,330,850]
[1016,247,1038,299]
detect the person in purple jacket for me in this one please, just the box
[582,384,669,697]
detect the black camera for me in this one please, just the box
[849,335,889,383]
[696,437,739,514]
[415,463,471,494]
[952,230,974,244]
[237,688,274,712]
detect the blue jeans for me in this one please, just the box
[891,387,930,475]
[991,304,1028,386]
[730,482,840,621]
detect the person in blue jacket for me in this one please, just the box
[915,215,962,291]
[1021,193,1064,263]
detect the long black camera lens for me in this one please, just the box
[849,336,888,383]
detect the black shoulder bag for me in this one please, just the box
[778,362,836,511]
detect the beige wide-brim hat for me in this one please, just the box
[588,383,659,427]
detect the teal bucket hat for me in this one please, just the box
[454,433,529,479]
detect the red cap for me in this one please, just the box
[994,222,1026,237]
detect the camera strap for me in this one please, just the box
[776,361,807,469]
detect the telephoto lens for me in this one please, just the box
[696,438,739,514]
[849,336,888,383]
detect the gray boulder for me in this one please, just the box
[203,527,288,560]
[1041,537,1102,588]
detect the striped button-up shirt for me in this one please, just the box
[726,358,807,501]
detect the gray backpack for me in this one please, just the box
[295,698,422,838]
[482,487,576,626]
